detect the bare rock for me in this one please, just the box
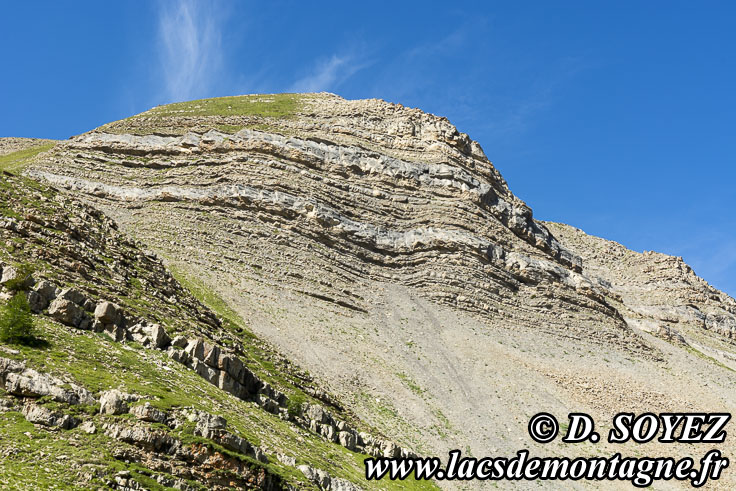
[26,290,45,314]
[129,322,170,349]
[94,301,122,325]
[4,368,95,405]
[32,280,58,307]
[0,266,34,290]
[22,404,78,429]
[130,402,167,424]
[99,389,130,415]
[298,465,331,490]
[79,421,97,434]
[338,430,357,451]
[48,298,86,328]
[57,288,87,306]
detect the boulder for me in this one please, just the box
[130,403,168,424]
[338,431,357,451]
[31,280,58,309]
[79,421,97,434]
[57,288,87,306]
[0,266,34,290]
[99,389,130,415]
[48,298,86,328]
[298,466,331,490]
[191,410,227,433]
[305,404,329,424]
[171,336,188,348]
[26,290,45,314]
[202,343,221,367]
[5,370,95,405]
[22,404,78,429]
[131,323,170,349]
[94,301,121,325]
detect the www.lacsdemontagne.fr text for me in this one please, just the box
[365,449,728,487]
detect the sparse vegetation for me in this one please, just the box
[0,143,55,174]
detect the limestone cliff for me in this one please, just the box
[0,93,733,489]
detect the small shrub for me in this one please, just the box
[286,393,306,418]
[0,292,36,345]
[3,263,35,292]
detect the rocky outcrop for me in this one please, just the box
[0,357,95,405]
[22,403,78,429]
[168,335,416,459]
[99,389,135,415]
[546,222,736,348]
[27,93,645,353]
[298,465,364,491]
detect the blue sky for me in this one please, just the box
[2,1,735,296]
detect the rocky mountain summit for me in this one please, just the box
[1,93,734,489]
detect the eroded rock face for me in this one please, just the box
[0,357,95,405]
[28,93,647,353]
[546,222,736,349]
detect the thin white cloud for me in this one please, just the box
[157,0,223,103]
[289,54,368,93]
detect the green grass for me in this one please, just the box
[144,94,302,119]
[0,143,55,174]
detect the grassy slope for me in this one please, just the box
[101,94,305,136]
[0,143,56,174]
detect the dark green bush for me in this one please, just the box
[0,292,36,345]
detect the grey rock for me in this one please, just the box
[4,369,95,405]
[298,465,331,490]
[184,338,205,359]
[99,389,130,415]
[331,477,363,491]
[105,423,180,454]
[48,298,86,328]
[0,266,34,289]
[171,336,188,348]
[130,403,167,423]
[32,280,58,307]
[94,301,121,325]
[22,404,78,429]
[57,287,87,306]
[305,404,329,424]
[338,431,357,451]
[79,421,97,434]
[141,323,170,349]
[26,290,45,314]
[82,298,97,312]
[193,410,227,432]
[105,324,126,342]
[277,453,297,467]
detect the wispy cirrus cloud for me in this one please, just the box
[289,54,370,93]
[156,0,223,103]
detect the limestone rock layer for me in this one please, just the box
[28,93,658,351]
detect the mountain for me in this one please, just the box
[1,93,734,489]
